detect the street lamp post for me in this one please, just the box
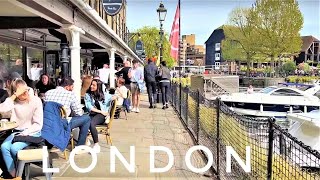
[156,2,167,103]
[157,2,167,63]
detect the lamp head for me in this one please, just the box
[157,2,167,22]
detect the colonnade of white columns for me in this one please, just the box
[64,25,132,97]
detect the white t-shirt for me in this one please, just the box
[98,68,110,84]
[116,86,128,105]
[30,68,42,81]
[247,87,254,94]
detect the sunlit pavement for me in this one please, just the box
[30,95,213,179]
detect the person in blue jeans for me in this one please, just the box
[159,61,171,109]
[44,77,91,154]
[0,79,43,178]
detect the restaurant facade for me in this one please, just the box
[0,0,141,99]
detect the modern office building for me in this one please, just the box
[180,34,205,66]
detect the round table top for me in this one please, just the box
[0,122,18,132]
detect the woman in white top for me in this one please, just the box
[247,85,254,94]
[116,78,128,106]
[0,79,43,177]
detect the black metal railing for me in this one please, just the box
[171,83,320,180]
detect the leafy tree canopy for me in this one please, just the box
[250,0,303,58]
[129,26,175,68]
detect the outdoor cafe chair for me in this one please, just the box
[115,89,131,120]
[95,99,117,145]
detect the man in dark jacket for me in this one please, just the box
[144,59,158,108]
[115,61,131,89]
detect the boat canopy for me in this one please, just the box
[278,82,314,88]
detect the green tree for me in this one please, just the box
[281,60,296,75]
[223,8,260,76]
[129,26,175,68]
[221,39,246,62]
[250,0,303,77]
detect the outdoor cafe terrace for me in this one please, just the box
[20,94,213,179]
[1,88,320,180]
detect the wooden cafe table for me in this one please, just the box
[0,121,18,138]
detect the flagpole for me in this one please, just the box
[178,0,182,115]
[178,0,181,81]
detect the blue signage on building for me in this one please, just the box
[102,0,123,16]
[135,40,144,52]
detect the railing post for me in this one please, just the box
[267,118,275,180]
[179,83,182,115]
[196,89,200,143]
[174,83,177,108]
[185,87,189,125]
[216,99,220,180]
[170,81,173,106]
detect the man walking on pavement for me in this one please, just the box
[144,58,158,108]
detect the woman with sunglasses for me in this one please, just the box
[0,79,43,178]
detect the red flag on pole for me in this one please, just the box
[169,3,180,61]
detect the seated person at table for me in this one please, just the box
[115,78,128,106]
[0,79,43,178]
[44,77,91,154]
[35,74,56,97]
[84,79,115,153]
[93,74,107,93]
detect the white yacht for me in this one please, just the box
[287,111,320,168]
[287,111,320,152]
[220,84,320,118]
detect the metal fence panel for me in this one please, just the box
[271,124,320,180]
[170,83,320,180]
[219,101,269,179]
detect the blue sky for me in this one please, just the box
[126,0,320,45]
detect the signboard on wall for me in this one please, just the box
[102,0,123,16]
[135,40,143,53]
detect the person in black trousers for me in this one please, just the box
[144,59,158,108]
[159,61,171,109]
[84,79,115,153]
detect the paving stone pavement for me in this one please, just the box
[30,95,214,180]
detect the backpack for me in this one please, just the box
[160,67,171,80]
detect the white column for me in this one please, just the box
[123,55,128,63]
[109,48,116,88]
[65,25,85,102]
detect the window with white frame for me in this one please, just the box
[215,62,220,69]
[215,53,220,60]
[215,43,221,51]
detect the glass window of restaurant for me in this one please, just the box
[0,42,23,80]
[0,29,46,87]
